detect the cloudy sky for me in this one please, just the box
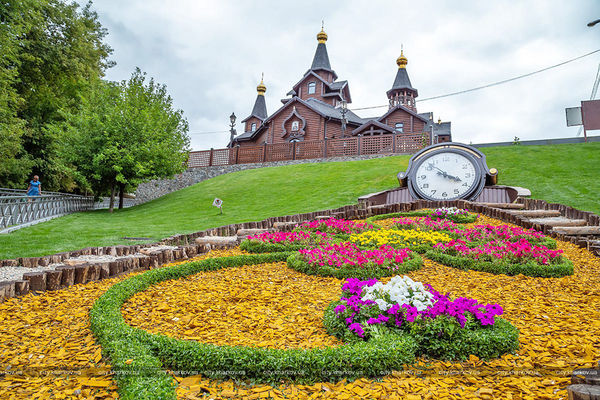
[94,0,600,150]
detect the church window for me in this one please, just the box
[395,122,404,133]
[251,123,256,132]
[291,121,299,131]
[308,82,316,94]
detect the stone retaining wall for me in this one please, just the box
[134,153,400,204]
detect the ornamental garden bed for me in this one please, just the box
[325,276,519,360]
[87,211,576,398]
[286,242,423,279]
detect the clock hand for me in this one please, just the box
[428,163,462,182]
[435,169,462,182]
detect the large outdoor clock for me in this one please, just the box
[398,142,498,201]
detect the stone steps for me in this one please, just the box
[508,209,562,218]
[553,226,600,235]
[528,217,588,227]
[473,202,525,210]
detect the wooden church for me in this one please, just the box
[230,27,451,147]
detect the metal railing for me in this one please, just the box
[0,191,95,231]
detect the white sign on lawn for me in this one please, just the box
[212,198,223,208]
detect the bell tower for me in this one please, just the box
[387,47,418,111]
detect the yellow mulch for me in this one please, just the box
[0,215,599,399]
[0,249,241,399]
[123,262,342,349]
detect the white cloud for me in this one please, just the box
[94,0,600,150]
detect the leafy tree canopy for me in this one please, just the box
[61,69,190,211]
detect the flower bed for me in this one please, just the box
[296,218,375,236]
[427,238,573,277]
[365,209,476,228]
[240,230,330,253]
[422,223,572,277]
[390,216,461,234]
[324,276,519,360]
[456,224,557,248]
[287,242,423,278]
[90,252,419,398]
[430,207,478,223]
[349,229,453,253]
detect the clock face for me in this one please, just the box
[412,151,481,200]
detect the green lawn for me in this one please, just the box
[1,142,598,259]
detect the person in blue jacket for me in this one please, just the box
[27,175,42,197]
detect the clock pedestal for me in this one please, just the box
[359,185,527,206]
[358,142,531,206]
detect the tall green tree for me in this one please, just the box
[61,69,190,212]
[0,0,36,186]
[0,0,112,191]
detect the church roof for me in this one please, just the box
[378,103,430,124]
[242,94,267,122]
[352,120,396,135]
[390,68,414,91]
[303,98,364,125]
[233,96,365,143]
[311,42,332,71]
[387,50,418,96]
[328,80,347,90]
[242,78,269,123]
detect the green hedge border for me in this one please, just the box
[90,253,419,399]
[239,240,308,253]
[323,301,519,361]
[286,252,423,279]
[425,250,574,277]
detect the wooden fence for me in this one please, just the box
[0,190,95,232]
[187,133,429,168]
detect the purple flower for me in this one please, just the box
[348,323,365,337]
[334,304,346,314]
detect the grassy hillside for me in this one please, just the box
[1,142,598,258]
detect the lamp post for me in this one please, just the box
[340,99,348,138]
[229,112,237,145]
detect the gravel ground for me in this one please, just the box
[0,265,58,283]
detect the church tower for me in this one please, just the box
[309,25,337,83]
[242,75,268,133]
[387,49,418,111]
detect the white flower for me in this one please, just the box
[374,298,390,311]
[360,275,434,310]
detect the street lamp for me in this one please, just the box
[229,112,237,145]
[340,99,348,138]
[588,19,600,27]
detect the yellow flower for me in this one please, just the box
[349,229,451,247]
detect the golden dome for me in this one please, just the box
[256,74,266,95]
[317,27,328,43]
[396,49,408,69]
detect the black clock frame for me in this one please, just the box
[398,142,496,202]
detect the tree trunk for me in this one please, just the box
[118,183,125,209]
[109,183,116,213]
